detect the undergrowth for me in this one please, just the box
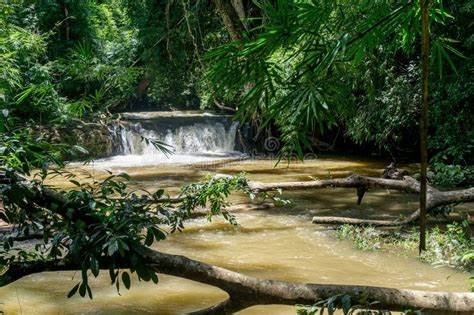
[335,222,473,290]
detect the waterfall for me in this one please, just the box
[95,111,242,167]
[118,121,239,155]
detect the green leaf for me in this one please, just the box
[341,295,351,314]
[144,229,154,246]
[153,189,164,199]
[118,173,131,180]
[67,283,80,298]
[107,239,119,256]
[136,266,152,281]
[73,145,89,155]
[90,257,99,277]
[122,271,131,290]
[116,239,130,257]
[150,272,159,284]
[116,277,121,295]
[79,282,86,297]
[109,267,118,284]
[69,180,81,187]
[151,227,166,241]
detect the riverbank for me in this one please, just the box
[334,224,473,278]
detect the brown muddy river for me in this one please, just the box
[0,157,471,314]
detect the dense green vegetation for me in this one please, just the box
[0,0,473,313]
[208,1,472,158]
[1,0,472,177]
[336,223,473,270]
[0,0,225,121]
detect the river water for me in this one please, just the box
[0,113,470,314]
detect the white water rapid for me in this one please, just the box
[93,111,242,168]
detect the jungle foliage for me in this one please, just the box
[0,1,472,173]
[0,0,225,125]
[207,1,473,179]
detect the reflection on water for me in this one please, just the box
[0,157,470,314]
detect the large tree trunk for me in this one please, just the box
[231,0,246,23]
[142,247,474,314]
[212,0,246,41]
[2,247,473,314]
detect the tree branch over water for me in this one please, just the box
[246,173,473,227]
[2,246,473,314]
[1,170,473,314]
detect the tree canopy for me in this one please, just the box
[1,0,471,166]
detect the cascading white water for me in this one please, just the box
[119,121,239,155]
[93,111,242,168]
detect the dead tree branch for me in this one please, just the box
[246,174,473,226]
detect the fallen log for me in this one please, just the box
[124,173,471,227]
[247,174,423,194]
[311,215,416,226]
[312,211,474,226]
[6,168,474,227]
[244,174,474,227]
[312,186,474,226]
[141,247,474,314]
[149,173,473,227]
[2,247,473,314]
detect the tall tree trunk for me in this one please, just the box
[212,0,245,41]
[419,0,430,253]
[231,0,246,23]
[58,0,70,41]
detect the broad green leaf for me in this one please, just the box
[122,271,131,290]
